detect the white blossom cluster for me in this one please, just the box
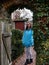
[11,8,33,21]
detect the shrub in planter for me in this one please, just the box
[11,29,24,61]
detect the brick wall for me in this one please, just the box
[15,22,24,30]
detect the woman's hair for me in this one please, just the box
[26,25,31,30]
[25,22,32,30]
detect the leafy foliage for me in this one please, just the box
[11,29,24,61]
[33,2,49,65]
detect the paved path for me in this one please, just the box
[12,49,36,65]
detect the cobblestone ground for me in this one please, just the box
[12,49,36,65]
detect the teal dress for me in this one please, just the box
[22,29,34,47]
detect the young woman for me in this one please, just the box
[22,22,34,65]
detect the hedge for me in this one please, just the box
[11,29,24,61]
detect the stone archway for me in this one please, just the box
[2,0,34,15]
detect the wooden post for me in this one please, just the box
[0,21,11,65]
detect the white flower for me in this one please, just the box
[11,8,33,21]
